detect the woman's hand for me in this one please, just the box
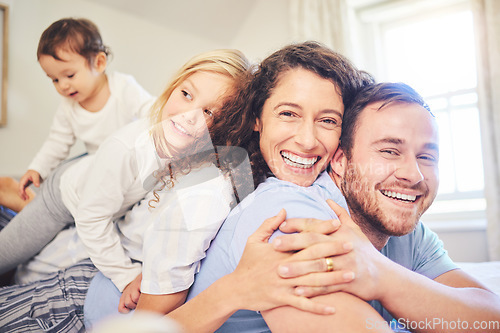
[118,273,142,313]
[229,209,339,315]
[274,200,393,302]
[273,200,360,279]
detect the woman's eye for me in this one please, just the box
[182,90,193,100]
[278,111,294,117]
[204,109,214,117]
[321,118,339,125]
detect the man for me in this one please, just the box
[182,82,500,332]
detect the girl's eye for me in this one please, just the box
[182,90,193,101]
[68,74,75,79]
[53,78,59,83]
[204,109,214,117]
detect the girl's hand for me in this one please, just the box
[118,273,142,313]
[18,170,40,200]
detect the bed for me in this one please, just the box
[458,261,500,295]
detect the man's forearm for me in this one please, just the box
[379,266,500,333]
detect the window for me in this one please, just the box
[350,0,486,225]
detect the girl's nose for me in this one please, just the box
[183,108,203,125]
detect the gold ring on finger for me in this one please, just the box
[325,257,334,272]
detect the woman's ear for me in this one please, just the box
[330,147,346,179]
[93,52,107,73]
[254,118,261,132]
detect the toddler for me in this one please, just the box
[17,18,153,201]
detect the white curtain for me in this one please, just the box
[472,0,500,260]
[289,0,352,57]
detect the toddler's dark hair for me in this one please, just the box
[37,18,111,65]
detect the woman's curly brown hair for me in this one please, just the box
[209,41,374,190]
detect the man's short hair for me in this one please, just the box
[340,82,432,158]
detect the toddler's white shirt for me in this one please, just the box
[28,72,154,179]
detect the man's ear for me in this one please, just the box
[330,147,347,178]
[93,52,107,73]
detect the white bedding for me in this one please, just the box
[458,261,500,295]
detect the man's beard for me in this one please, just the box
[340,162,424,237]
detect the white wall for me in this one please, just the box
[0,0,291,177]
[231,0,291,62]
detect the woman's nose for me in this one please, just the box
[294,122,318,150]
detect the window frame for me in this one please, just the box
[348,0,487,226]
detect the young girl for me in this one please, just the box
[0,49,250,285]
[5,18,153,210]
[0,48,250,333]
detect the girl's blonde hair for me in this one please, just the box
[147,49,250,209]
[149,49,250,158]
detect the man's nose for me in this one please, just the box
[394,156,424,184]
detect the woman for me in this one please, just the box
[85,41,374,330]
[164,41,375,333]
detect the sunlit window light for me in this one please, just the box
[381,8,485,219]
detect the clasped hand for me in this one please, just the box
[233,199,392,315]
[275,199,390,302]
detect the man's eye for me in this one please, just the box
[419,154,438,163]
[381,149,399,156]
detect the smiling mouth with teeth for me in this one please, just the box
[172,120,192,137]
[280,151,319,169]
[381,190,417,203]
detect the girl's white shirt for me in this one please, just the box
[137,163,236,294]
[60,118,165,291]
[16,122,236,295]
